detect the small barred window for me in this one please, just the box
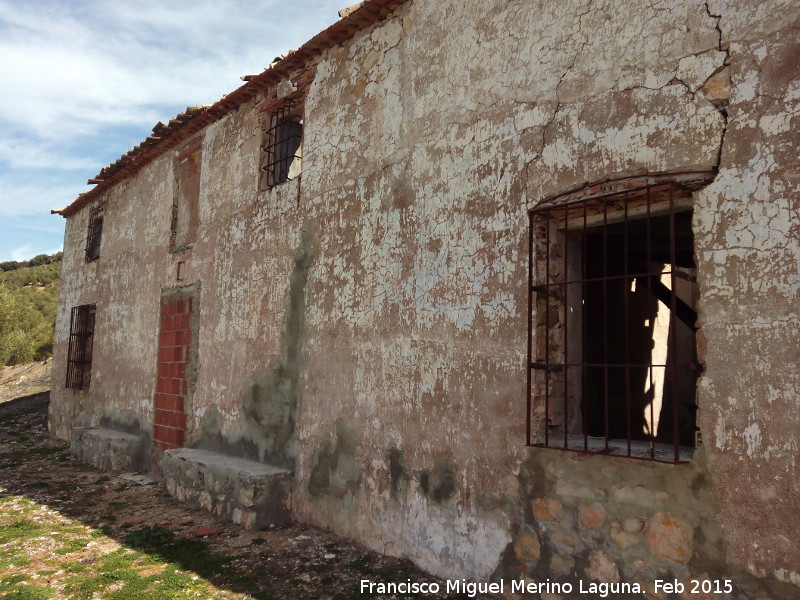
[261,102,303,189]
[66,304,96,390]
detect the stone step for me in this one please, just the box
[160,448,292,529]
[70,427,147,472]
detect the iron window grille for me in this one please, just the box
[65,304,96,390]
[261,103,303,189]
[85,204,104,262]
[527,179,707,464]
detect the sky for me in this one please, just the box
[0,0,354,262]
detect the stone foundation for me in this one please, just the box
[160,448,292,529]
[70,427,147,472]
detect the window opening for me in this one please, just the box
[527,179,706,463]
[85,204,104,262]
[261,102,303,189]
[171,146,201,250]
[66,304,96,389]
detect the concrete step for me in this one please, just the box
[70,427,147,472]
[160,448,292,529]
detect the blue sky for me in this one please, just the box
[0,0,354,262]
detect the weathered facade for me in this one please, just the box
[51,0,798,598]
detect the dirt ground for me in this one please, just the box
[0,359,52,403]
[0,380,489,599]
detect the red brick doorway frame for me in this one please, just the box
[154,288,197,450]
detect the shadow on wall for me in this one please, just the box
[195,230,316,470]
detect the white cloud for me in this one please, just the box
[0,178,91,217]
[0,135,97,171]
[0,0,349,223]
[10,245,34,261]
[0,0,346,141]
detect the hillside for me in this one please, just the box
[0,252,61,366]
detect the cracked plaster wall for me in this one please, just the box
[50,0,798,592]
[295,0,798,588]
[692,0,800,588]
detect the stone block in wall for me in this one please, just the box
[159,448,292,529]
[70,427,147,472]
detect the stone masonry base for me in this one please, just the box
[70,427,147,472]
[159,448,292,529]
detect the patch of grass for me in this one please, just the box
[101,549,141,571]
[51,481,77,491]
[93,475,111,485]
[65,569,126,598]
[0,551,32,571]
[0,584,53,600]
[61,546,232,600]
[345,554,374,574]
[54,537,91,555]
[150,538,228,575]
[0,520,47,545]
[309,562,333,573]
[62,562,89,575]
[124,526,175,550]
[23,482,49,490]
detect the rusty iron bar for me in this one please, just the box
[545,213,551,448]
[582,200,588,452]
[603,196,610,452]
[526,211,534,446]
[647,185,655,459]
[534,363,685,368]
[531,444,690,465]
[563,205,569,450]
[669,184,680,464]
[624,195,631,457]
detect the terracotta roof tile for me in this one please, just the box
[56,0,410,218]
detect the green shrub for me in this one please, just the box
[0,254,61,366]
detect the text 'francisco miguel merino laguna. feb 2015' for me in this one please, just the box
[360,578,735,597]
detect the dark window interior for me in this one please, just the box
[581,213,699,448]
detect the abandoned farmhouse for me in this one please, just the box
[50,0,798,597]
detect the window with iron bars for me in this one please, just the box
[85,204,104,262]
[261,103,303,189]
[526,176,710,463]
[65,304,96,390]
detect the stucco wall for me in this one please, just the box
[51,0,799,596]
